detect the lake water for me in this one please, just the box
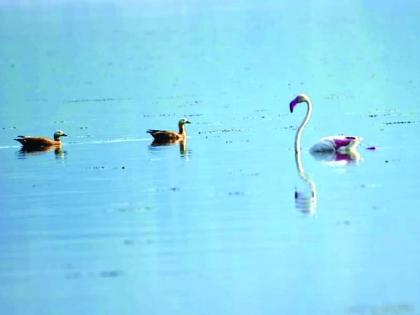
[1,1,420,314]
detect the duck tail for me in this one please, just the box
[147,129,159,135]
[14,138,25,144]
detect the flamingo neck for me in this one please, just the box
[294,100,312,153]
[293,99,316,214]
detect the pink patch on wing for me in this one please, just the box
[333,138,353,149]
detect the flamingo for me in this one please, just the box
[290,94,362,154]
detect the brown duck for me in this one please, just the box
[147,118,191,143]
[15,130,67,148]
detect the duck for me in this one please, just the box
[147,118,191,144]
[14,130,67,148]
[289,94,362,154]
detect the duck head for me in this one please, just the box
[178,118,191,135]
[290,94,311,113]
[54,130,68,141]
[178,118,191,126]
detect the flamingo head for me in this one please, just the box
[290,94,310,113]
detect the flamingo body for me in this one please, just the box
[310,135,362,153]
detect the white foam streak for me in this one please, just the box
[0,138,150,149]
[69,138,150,145]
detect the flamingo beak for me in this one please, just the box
[289,97,299,113]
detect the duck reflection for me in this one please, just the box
[149,139,190,157]
[17,145,67,159]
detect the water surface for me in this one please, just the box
[1,1,420,314]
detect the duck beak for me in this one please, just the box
[185,121,191,124]
[289,97,299,113]
[62,134,68,137]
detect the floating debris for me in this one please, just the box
[384,121,415,125]
[279,125,295,130]
[99,270,122,278]
[228,191,244,196]
[198,128,244,135]
[89,166,105,170]
[64,97,131,103]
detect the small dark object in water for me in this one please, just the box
[384,120,414,125]
[366,146,377,150]
[100,270,122,278]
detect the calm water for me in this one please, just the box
[1,1,420,314]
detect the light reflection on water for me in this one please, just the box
[1,0,420,314]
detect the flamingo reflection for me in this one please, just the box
[294,141,317,214]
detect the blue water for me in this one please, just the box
[1,1,420,314]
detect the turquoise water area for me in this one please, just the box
[1,1,420,314]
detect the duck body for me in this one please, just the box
[147,129,185,143]
[147,118,190,144]
[14,130,67,148]
[15,136,61,147]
